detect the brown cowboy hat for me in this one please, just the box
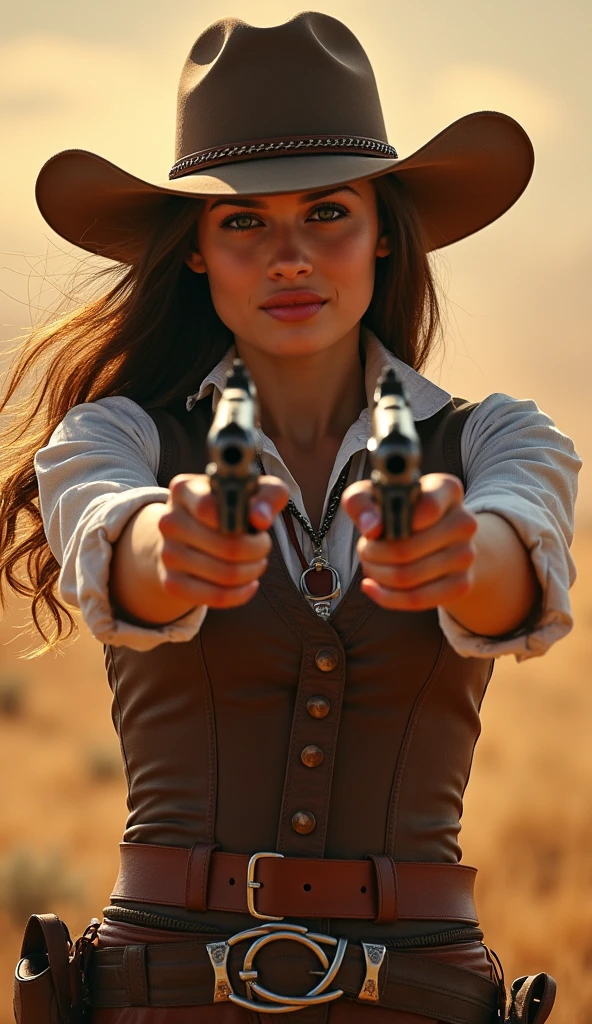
[35,12,534,264]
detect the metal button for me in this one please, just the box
[301,745,324,768]
[315,648,339,672]
[292,810,316,834]
[307,695,330,719]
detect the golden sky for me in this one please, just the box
[1,0,591,514]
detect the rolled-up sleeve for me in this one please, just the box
[34,397,206,651]
[437,393,582,662]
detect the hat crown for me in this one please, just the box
[175,12,388,160]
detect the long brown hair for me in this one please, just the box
[0,173,441,650]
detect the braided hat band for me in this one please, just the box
[169,136,399,181]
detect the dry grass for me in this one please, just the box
[1,529,591,1022]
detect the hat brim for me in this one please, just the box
[35,111,533,264]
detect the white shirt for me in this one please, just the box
[34,329,582,663]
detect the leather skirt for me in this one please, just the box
[89,917,497,1024]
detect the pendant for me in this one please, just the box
[299,555,341,620]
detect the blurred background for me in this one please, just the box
[0,1,590,1020]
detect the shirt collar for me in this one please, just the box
[186,327,452,420]
[186,347,237,412]
[361,328,451,419]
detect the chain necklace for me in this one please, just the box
[256,453,352,619]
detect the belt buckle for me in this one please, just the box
[207,922,348,1014]
[246,850,284,922]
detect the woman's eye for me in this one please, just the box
[222,213,261,231]
[308,203,348,222]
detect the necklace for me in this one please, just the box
[256,454,352,619]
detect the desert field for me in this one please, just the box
[1,527,591,1022]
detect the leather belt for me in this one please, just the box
[111,843,479,924]
[88,927,501,1023]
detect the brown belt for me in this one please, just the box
[111,843,479,924]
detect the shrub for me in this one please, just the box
[0,845,84,925]
[0,673,26,716]
[86,745,122,781]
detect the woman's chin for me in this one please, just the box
[245,329,353,359]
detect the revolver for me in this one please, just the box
[206,358,260,534]
[367,366,422,540]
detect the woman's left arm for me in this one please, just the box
[343,394,582,662]
[433,508,543,637]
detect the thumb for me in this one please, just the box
[249,475,290,530]
[341,481,383,538]
[411,473,465,531]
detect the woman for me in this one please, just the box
[3,12,579,1023]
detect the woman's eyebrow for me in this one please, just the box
[300,185,362,203]
[207,185,362,213]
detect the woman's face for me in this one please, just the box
[186,177,390,358]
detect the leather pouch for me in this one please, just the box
[13,913,98,1024]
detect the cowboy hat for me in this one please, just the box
[35,11,534,264]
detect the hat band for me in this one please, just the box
[169,134,398,180]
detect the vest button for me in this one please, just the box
[292,810,316,834]
[315,648,339,672]
[300,744,324,768]
[307,695,330,719]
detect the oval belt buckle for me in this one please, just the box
[207,922,348,1014]
[299,556,341,621]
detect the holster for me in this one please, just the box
[13,914,98,1024]
[505,973,557,1023]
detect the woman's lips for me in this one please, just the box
[262,301,326,321]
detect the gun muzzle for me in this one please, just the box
[206,359,260,534]
[367,367,422,540]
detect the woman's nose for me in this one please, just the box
[268,238,313,279]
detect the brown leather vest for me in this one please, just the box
[105,397,495,942]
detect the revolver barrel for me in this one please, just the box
[367,366,422,540]
[206,358,260,534]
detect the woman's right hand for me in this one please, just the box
[157,473,289,609]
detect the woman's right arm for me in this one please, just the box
[35,397,287,649]
[110,473,287,625]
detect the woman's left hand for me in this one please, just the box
[341,473,478,611]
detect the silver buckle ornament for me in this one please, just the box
[358,942,386,1002]
[206,922,348,1014]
